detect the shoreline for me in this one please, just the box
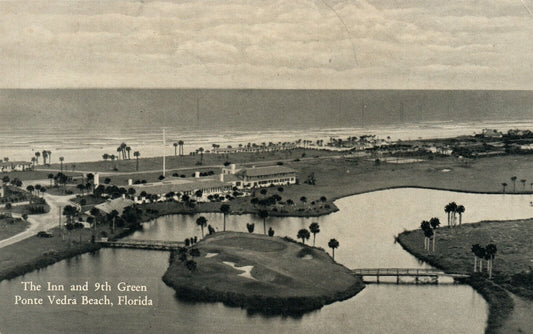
[396,218,533,334]
[396,234,512,334]
[161,232,365,316]
[1,183,531,329]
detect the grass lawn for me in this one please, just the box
[0,221,134,281]
[398,219,533,299]
[36,148,338,174]
[398,219,533,333]
[0,216,30,240]
[163,232,363,313]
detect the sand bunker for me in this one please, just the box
[205,253,219,258]
[302,254,313,260]
[441,169,451,172]
[223,261,256,280]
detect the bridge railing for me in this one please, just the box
[352,268,445,275]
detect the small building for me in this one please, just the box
[93,198,134,215]
[0,161,33,173]
[482,129,503,138]
[222,164,297,189]
[131,178,233,203]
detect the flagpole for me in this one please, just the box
[163,128,166,177]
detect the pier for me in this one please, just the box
[351,268,469,284]
[97,239,185,251]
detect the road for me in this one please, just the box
[0,193,75,249]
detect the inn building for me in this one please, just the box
[222,164,296,188]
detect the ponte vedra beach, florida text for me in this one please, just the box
[14,281,153,307]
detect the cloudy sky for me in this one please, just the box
[1,0,532,89]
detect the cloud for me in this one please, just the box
[0,0,532,89]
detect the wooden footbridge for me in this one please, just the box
[97,239,185,251]
[351,268,469,284]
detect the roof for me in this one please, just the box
[238,166,296,177]
[132,179,232,195]
[94,198,134,215]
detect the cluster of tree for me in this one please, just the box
[444,202,465,227]
[116,142,132,160]
[94,184,135,199]
[48,172,70,188]
[304,173,316,185]
[33,150,53,165]
[503,176,530,193]
[420,218,440,252]
[184,236,199,247]
[172,141,185,156]
[26,184,47,198]
[296,222,321,246]
[2,176,23,187]
[174,246,198,272]
[471,243,497,278]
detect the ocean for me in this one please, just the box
[1,89,533,163]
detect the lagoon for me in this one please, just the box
[1,188,531,333]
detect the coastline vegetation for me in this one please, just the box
[398,219,533,333]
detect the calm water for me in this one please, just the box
[2,188,532,333]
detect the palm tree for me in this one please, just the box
[511,176,517,192]
[502,182,507,194]
[258,209,268,235]
[456,205,465,226]
[197,147,204,163]
[178,140,184,156]
[173,143,178,156]
[48,173,54,187]
[420,220,431,251]
[471,244,481,272]
[328,238,339,260]
[444,203,452,227]
[300,196,307,208]
[196,216,207,238]
[309,222,320,246]
[59,156,64,173]
[449,202,458,227]
[485,244,497,278]
[126,146,131,160]
[110,154,116,169]
[220,204,230,231]
[26,185,34,195]
[429,217,440,252]
[47,150,52,164]
[109,209,119,234]
[42,150,48,165]
[297,228,310,244]
[133,151,140,171]
[520,179,526,191]
[35,152,40,165]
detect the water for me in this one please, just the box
[7,188,532,333]
[2,120,533,164]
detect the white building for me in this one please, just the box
[222,164,297,188]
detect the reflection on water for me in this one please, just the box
[3,188,528,333]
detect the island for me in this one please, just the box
[162,232,364,315]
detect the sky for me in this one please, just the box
[1,0,533,89]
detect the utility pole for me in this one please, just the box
[361,99,366,128]
[59,206,63,240]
